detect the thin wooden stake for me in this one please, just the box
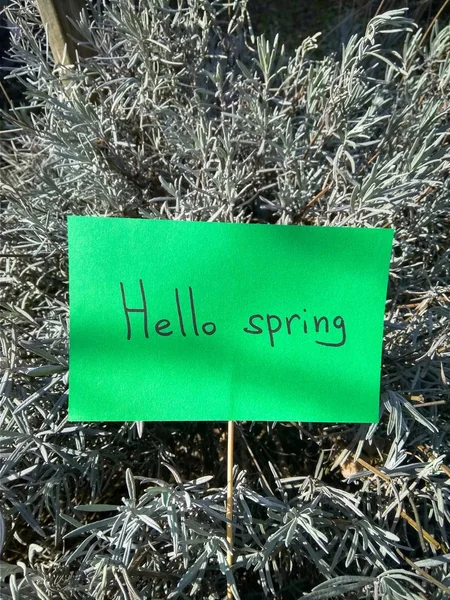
[226,420,234,600]
[35,0,91,66]
[419,0,450,48]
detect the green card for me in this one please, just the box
[67,217,393,423]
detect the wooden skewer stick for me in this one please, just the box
[419,0,450,48]
[35,0,91,66]
[226,420,234,600]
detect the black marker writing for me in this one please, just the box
[120,283,217,339]
[243,309,347,348]
[316,316,346,347]
[120,282,346,347]
[202,321,217,335]
[120,279,148,340]
[314,316,329,334]
[243,314,264,334]
[155,319,173,336]
[174,288,186,337]
[189,287,199,336]
[285,314,301,334]
[267,315,282,348]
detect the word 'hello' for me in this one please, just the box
[120,281,346,348]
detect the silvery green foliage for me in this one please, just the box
[1,1,449,598]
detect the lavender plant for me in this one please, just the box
[0,1,449,598]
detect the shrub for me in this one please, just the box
[0,1,449,598]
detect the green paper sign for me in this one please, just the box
[67,217,393,423]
